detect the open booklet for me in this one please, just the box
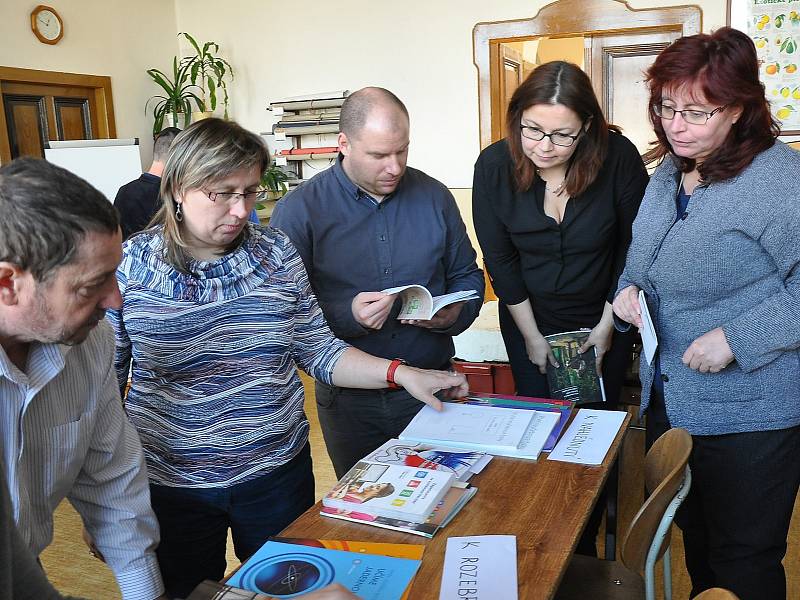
[545,330,607,405]
[381,284,480,320]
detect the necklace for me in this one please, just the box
[544,180,566,195]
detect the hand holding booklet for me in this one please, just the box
[381,284,480,320]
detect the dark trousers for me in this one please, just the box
[149,444,315,599]
[498,302,634,556]
[647,391,800,600]
[315,381,426,479]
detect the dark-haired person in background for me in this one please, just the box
[114,127,181,240]
[471,61,648,557]
[0,158,165,599]
[613,28,800,599]
[472,60,647,407]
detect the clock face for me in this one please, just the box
[36,9,62,40]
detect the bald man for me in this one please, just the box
[272,87,483,477]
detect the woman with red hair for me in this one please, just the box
[614,27,800,599]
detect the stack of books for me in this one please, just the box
[320,439,486,538]
[269,91,348,152]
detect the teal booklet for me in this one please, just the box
[226,540,421,599]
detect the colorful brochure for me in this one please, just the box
[226,540,421,600]
[362,439,492,482]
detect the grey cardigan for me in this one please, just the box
[617,141,800,435]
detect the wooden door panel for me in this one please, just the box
[3,94,48,159]
[0,67,115,164]
[54,98,92,140]
[589,30,680,154]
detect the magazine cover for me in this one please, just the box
[544,330,607,405]
[226,540,421,600]
[362,439,491,481]
[322,460,454,522]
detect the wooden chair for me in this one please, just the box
[694,589,740,600]
[555,427,692,600]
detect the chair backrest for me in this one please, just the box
[620,427,692,574]
[694,588,740,600]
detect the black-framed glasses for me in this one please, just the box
[203,189,269,205]
[520,125,583,147]
[653,104,727,125]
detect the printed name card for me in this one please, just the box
[547,409,627,465]
[439,535,517,600]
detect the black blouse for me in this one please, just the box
[472,131,648,331]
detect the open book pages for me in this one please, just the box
[381,284,480,320]
[322,460,454,523]
[399,403,560,460]
[545,330,607,405]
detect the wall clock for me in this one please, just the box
[31,5,64,45]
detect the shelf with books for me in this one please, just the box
[268,90,348,181]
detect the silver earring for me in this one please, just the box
[175,203,183,222]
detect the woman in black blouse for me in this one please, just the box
[473,60,648,407]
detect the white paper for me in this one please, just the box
[439,535,517,600]
[401,404,532,450]
[638,290,658,365]
[547,409,627,465]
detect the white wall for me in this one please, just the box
[174,0,727,187]
[0,0,179,167]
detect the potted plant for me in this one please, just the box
[256,164,291,220]
[145,56,202,134]
[179,32,234,120]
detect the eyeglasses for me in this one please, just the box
[653,104,727,125]
[202,189,269,204]
[520,125,583,147]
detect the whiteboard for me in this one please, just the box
[44,139,142,202]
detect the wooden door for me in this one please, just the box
[473,0,702,148]
[587,29,681,153]
[0,67,116,164]
[498,44,524,139]
[3,82,99,159]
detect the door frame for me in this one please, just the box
[0,66,116,163]
[472,0,702,149]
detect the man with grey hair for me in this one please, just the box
[114,127,180,240]
[0,157,165,599]
[272,87,484,477]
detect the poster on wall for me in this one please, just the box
[729,0,800,135]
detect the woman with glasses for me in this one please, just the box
[472,61,648,413]
[613,28,800,599]
[106,118,468,598]
[472,61,647,558]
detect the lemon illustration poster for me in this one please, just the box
[746,0,800,131]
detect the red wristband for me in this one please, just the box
[386,359,406,389]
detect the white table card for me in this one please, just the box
[547,409,627,465]
[439,535,517,600]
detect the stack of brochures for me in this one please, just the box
[452,392,573,452]
[214,537,424,600]
[399,402,562,460]
[320,440,485,537]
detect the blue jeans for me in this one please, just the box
[149,443,315,599]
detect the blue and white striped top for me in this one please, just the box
[107,224,349,488]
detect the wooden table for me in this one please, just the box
[281,414,630,600]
